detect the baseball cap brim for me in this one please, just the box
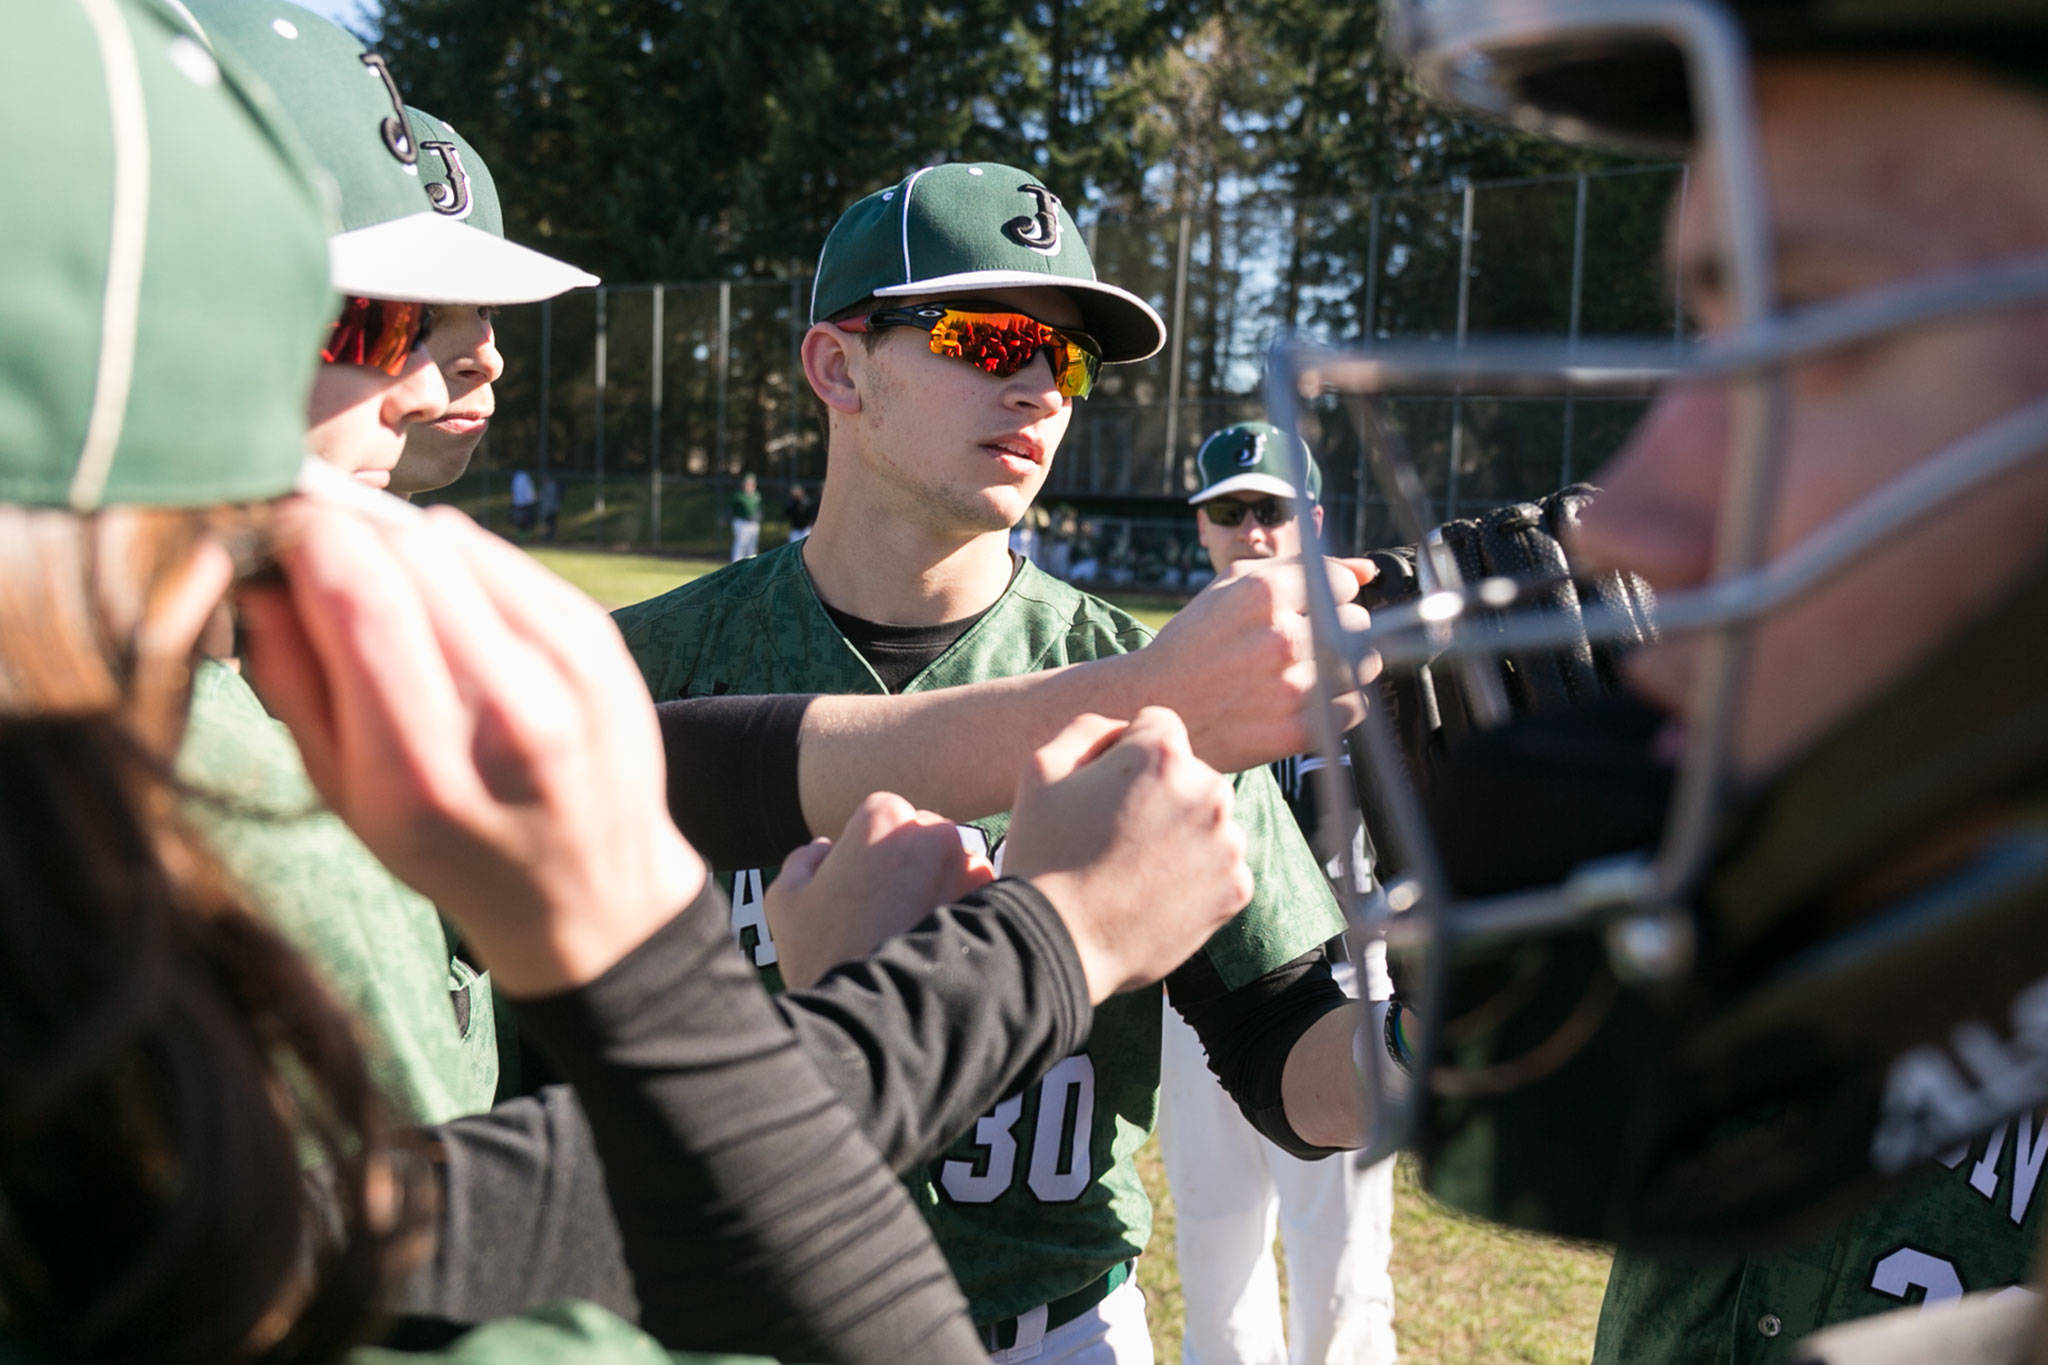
[1188,472,1308,505]
[331,213,598,305]
[872,270,1165,364]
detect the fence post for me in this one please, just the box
[1563,171,1589,485]
[715,281,731,478]
[1353,413,1370,557]
[537,297,552,485]
[1161,210,1193,494]
[788,273,805,484]
[650,285,664,549]
[1356,193,1382,553]
[1446,183,1475,516]
[1363,192,1381,337]
[593,289,608,515]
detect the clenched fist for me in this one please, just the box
[765,794,995,990]
[1003,708,1252,1002]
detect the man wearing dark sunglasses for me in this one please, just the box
[1189,421,1322,570]
[617,164,1367,1364]
[1161,422,1399,1365]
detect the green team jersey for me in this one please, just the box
[350,1299,773,1363]
[614,542,1345,1325]
[1593,1109,2048,1363]
[176,662,499,1125]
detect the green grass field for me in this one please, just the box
[527,543,1183,629]
[539,544,1612,1362]
[1131,1148,1610,1364]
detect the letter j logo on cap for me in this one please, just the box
[1003,184,1062,255]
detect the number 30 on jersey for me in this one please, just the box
[940,1055,1097,1204]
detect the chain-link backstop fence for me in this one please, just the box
[440,163,1685,569]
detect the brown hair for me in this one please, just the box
[0,505,423,1362]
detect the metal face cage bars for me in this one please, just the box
[1266,0,2048,1167]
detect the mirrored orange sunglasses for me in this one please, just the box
[836,303,1102,400]
[321,296,433,376]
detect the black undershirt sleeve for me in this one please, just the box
[655,693,815,867]
[391,878,1090,1356]
[775,877,1094,1171]
[649,573,1017,865]
[510,878,988,1364]
[1168,948,1350,1160]
[385,1085,635,1340]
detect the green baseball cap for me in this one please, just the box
[405,107,502,237]
[176,0,595,305]
[2,0,333,511]
[809,162,1165,363]
[1188,421,1322,505]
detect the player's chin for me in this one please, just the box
[390,433,479,496]
[966,486,1040,532]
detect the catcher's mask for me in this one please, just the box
[1271,0,2048,1255]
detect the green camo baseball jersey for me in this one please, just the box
[348,1298,774,1363]
[614,542,1345,1325]
[1593,1110,2048,1362]
[176,662,499,1126]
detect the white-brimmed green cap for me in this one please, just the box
[2,0,333,510]
[177,0,596,305]
[810,162,1165,363]
[405,107,501,236]
[1188,421,1322,505]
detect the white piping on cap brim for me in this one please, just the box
[329,213,599,306]
[159,0,206,44]
[897,164,937,289]
[69,0,152,511]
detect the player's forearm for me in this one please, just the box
[1282,1002,1370,1149]
[774,878,1095,1172]
[795,653,1150,830]
[513,878,983,1363]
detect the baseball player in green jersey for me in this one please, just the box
[730,471,764,560]
[170,0,596,1126]
[615,162,1381,1363]
[1319,1,2048,1361]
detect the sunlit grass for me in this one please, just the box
[535,544,1178,628]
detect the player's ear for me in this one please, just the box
[802,324,863,416]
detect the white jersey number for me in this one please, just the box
[1871,1247,1966,1306]
[940,1055,1096,1205]
[730,869,777,967]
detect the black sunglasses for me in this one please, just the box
[1201,497,1297,528]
